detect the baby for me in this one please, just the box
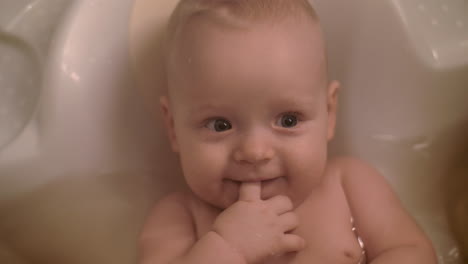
[139,0,437,263]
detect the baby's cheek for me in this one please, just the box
[286,139,327,185]
[288,136,325,162]
[180,142,236,208]
[197,142,229,169]
[180,141,229,186]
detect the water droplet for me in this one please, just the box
[412,141,431,151]
[448,247,459,258]
[431,49,440,60]
[70,72,81,83]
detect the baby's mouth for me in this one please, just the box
[260,177,280,185]
[226,176,283,186]
[224,177,285,201]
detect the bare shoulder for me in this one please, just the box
[326,156,437,262]
[325,156,379,181]
[140,192,192,235]
[326,156,400,207]
[139,191,196,264]
[319,156,380,191]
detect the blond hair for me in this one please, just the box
[164,0,318,53]
[162,0,322,95]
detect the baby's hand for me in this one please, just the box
[212,182,305,264]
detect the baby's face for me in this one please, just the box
[162,17,338,208]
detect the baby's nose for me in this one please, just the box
[233,135,274,165]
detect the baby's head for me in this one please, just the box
[160,0,339,208]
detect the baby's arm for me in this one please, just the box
[138,193,246,264]
[339,157,437,264]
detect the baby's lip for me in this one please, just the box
[261,177,280,184]
[227,176,282,183]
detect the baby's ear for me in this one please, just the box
[160,96,179,152]
[326,80,340,141]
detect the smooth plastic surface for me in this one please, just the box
[0,32,39,150]
[0,0,466,263]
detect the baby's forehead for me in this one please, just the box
[166,0,325,66]
[168,18,328,89]
[173,11,323,50]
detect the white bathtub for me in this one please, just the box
[0,0,467,263]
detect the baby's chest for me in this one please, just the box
[192,192,365,264]
[265,195,364,264]
[265,227,364,264]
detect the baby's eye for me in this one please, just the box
[276,113,299,128]
[206,118,232,132]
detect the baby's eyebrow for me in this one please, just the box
[191,104,224,113]
[275,96,318,108]
[187,104,227,119]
